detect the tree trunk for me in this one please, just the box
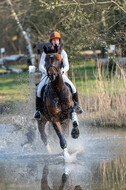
[100,10,108,59]
[6,0,36,65]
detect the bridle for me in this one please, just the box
[47,63,61,74]
[46,54,62,77]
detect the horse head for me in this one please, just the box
[45,53,61,81]
[43,44,61,81]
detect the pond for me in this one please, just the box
[0,116,126,190]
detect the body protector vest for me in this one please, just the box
[57,45,62,63]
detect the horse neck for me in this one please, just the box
[51,73,64,92]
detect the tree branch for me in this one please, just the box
[6,0,36,65]
[111,0,126,14]
[41,1,112,8]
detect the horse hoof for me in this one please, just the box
[73,121,79,127]
[62,173,69,183]
[71,127,79,139]
[60,138,67,149]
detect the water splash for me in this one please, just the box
[63,148,84,163]
[46,144,52,154]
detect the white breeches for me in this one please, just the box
[62,74,76,93]
[37,74,76,97]
[37,75,49,97]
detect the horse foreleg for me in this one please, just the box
[52,121,67,150]
[71,110,80,139]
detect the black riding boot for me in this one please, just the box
[33,96,42,120]
[73,92,83,114]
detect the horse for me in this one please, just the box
[37,46,79,154]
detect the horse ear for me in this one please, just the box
[43,45,48,54]
[54,44,58,53]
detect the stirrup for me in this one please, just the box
[33,110,42,120]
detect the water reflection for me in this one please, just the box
[0,152,126,190]
[0,123,126,189]
[91,155,126,190]
[41,164,82,190]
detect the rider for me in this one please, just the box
[34,31,83,120]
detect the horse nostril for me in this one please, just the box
[48,72,56,81]
[49,73,53,80]
[52,73,55,78]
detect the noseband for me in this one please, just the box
[47,64,59,73]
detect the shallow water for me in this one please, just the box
[0,116,126,190]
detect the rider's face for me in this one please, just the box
[51,39,60,47]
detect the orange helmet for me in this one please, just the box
[49,31,61,42]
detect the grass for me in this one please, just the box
[0,61,96,104]
[69,61,97,95]
[0,60,126,127]
[69,60,126,127]
[0,72,29,101]
[69,61,126,96]
[0,71,30,114]
[0,69,8,73]
[9,64,28,70]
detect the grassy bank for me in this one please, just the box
[0,72,29,114]
[0,61,126,127]
[68,61,126,127]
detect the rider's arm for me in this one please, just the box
[61,50,69,74]
[39,52,47,74]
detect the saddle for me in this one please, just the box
[41,82,72,102]
[41,84,48,102]
[65,82,73,94]
[40,82,73,120]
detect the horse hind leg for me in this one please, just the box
[38,120,52,153]
[38,120,47,145]
[61,119,70,138]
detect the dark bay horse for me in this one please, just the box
[37,47,79,153]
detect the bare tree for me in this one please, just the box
[1,0,126,60]
[6,0,36,65]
